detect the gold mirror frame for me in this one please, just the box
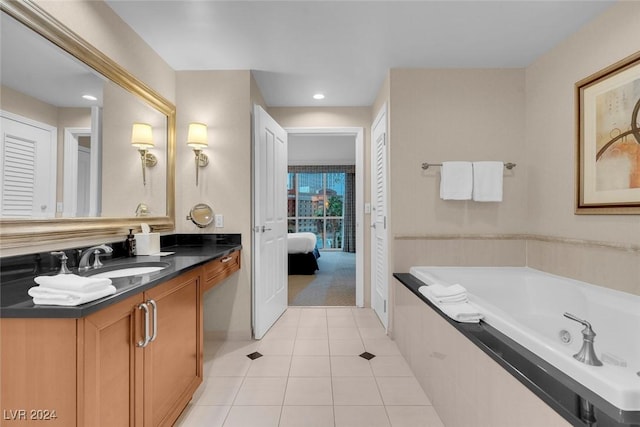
[0,0,176,249]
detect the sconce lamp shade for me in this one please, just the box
[131,123,154,149]
[187,122,208,149]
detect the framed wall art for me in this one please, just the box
[576,51,640,214]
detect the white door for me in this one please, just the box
[0,112,56,218]
[371,105,389,328]
[77,146,91,217]
[252,105,288,339]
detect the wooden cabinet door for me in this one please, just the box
[80,293,144,427]
[1,318,77,427]
[143,268,202,427]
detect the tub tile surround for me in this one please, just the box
[175,307,445,427]
[393,273,640,427]
[394,234,640,297]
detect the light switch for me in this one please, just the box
[215,214,224,228]
[364,203,371,214]
[56,202,63,213]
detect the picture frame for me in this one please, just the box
[575,51,640,214]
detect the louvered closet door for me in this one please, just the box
[0,114,56,218]
[371,105,388,329]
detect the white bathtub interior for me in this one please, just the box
[409,266,640,412]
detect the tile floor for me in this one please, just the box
[175,307,445,427]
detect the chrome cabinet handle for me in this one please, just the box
[137,303,150,348]
[148,299,158,343]
[221,256,233,263]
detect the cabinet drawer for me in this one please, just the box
[202,250,241,292]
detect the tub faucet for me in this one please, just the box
[563,312,603,366]
[78,244,113,272]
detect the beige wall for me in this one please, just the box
[525,1,640,246]
[389,68,527,237]
[176,70,254,338]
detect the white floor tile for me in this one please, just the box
[284,377,333,405]
[296,326,329,339]
[329,338,365,356]
[385,406,445,427]
[204,353,252,377]
[332,377,383,405]
[197,308,445,427]
[246,355,292,377]
[233,377,287,406]
[293,339,330,356]
[289,356,331,377]
[328,327,362,340]
[280,406,335,427]
[258,338,296,355]
[330,356,373,377]
[222,406,281,427]
[334,406,391,427]
[362,338,401,356]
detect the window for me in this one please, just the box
[288,172,345,250]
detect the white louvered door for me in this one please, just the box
[0,113,56,218]
[371,105,388,329]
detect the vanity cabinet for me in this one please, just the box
[1,250,241,427]
[80,268,201,427]
[201,250,241,292]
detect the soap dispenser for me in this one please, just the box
[125,229,136,257]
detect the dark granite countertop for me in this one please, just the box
[0,234,241,319]
[394,272,640,427]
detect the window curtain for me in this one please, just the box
[288,165,356,253]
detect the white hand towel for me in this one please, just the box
[34,274,113,293]
[28,285,116,306]
[472,161,503,202]
[438,302,483,323]
[440,162,473,200]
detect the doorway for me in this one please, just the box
[285,128,364,307]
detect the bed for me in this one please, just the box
[287,232,320,275]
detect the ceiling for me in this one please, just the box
[106,1,614,107]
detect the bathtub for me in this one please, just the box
[409,266,640,413]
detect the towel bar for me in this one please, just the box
[421,162,516,170]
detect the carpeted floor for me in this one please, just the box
[288,251,356,306]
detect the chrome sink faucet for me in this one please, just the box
[78,244,113,272]
[563,312,603,366]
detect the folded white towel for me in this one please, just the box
[439,302,483,323]
[34,274,113,293]
[440,162,473,200]
[28,285,116,306]
[424,283,467,298]
[419,285,468,304]
[472,161,503,202]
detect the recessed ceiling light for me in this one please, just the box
[313,93,325,100]
[82,94,97,101]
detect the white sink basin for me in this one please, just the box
[88,262,170,279]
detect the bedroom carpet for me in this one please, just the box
[288,251,356,306]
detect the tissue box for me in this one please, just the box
[134,233,160,255]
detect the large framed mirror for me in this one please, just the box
[0,0,175,249]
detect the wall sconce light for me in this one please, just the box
[131,123,157,186]
[187,122,209,186]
